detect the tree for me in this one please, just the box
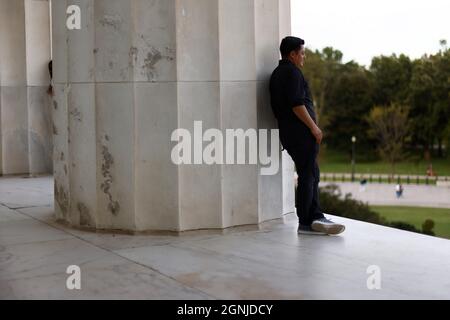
[366,104,410,176]
[323,62,375,155]
[429,43,450,158]
[408,43,450,160]
[303,47,343,128]
[303,47,378,157]
[370,54,413,106]
[301,42,448,163]
[408,57,435,161]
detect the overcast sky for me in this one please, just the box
[291,0,450,68]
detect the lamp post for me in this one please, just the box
[351,136,356,182]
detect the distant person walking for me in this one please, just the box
[395,184,404,198]
[427,164,435,177]
[269,37,345,236]
[360,178,368,192]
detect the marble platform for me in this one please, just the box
[1,175,450,299]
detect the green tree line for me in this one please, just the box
[303,41,450,164]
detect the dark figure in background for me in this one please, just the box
[269,36,345,235]
[396,184,404,198]
[47,60,54,97]
[360,178,368,192]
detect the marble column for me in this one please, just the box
[277,0,296,215]
[52,0,292,232]
[0,0,53,176]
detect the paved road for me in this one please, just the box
[320,182,450,209]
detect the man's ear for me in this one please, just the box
[288,51,294,60]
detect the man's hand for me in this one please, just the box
[292,106,323,144]
[311,126,323,145]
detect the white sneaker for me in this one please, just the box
[311,218,345,235]
[297,224,327,235]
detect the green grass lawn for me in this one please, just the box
[319,148,450,176]
[371,206,450,240]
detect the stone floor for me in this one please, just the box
[1,175,450,299]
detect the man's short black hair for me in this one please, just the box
[280,36,305,58]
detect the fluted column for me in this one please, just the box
[52,0,292,232]
[0,0,53,176]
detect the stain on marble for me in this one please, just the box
[54,183,69,216]
[99,14,123,32]
[175,272,301,300]
[100,140,120,216]
[69,107,82,122]
[129,46,138,68]
[78,202,93,227]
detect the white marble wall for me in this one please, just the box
[0,0,53,176]
[52,0,292,232]
[279,0,296,215]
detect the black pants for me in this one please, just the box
[285,138,325,226]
